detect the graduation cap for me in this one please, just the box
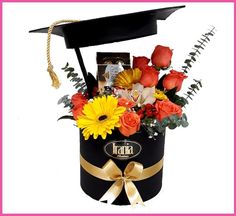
[30,5,185,96]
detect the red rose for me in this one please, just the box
[151,45,173,68]
[155,100,182,121]
[71,93,88,120]
[118,97,135,108]
[163,70,188,92]
[139,66,159,87]
[133,56,150,70]
[119,111,141,137]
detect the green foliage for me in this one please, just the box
[182,26,216,73]
[141,113,189,139]
[156,74,166,90]
[172,95,189,107]
[57,115,74,121]
[165,87,177,101]
[184,79,202,101]
[165,88,189,107]
[57,94,73,108]
[62,62,87,94]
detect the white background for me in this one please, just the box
[3,2,234,214]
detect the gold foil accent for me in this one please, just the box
[80,155,163,205]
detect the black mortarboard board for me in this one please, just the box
[30,6,185,48]
[30,5,185,96]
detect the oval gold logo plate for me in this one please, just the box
[104,140,142,160]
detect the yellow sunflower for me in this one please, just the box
[77,95,126,140]
[113,68,142,89]
[154,89,168,100]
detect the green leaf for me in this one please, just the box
[206,32,214,36]
[57,115,75,121]
[182,113,188,122]
[187,63,192,68]
[189,87,197,93]
[194,45,204,49]
[181,120,189,128]
[187,91,194,96]
[156,74,166,90]
[161,118,170,127]
[173,96,189,107]
[70,73,78,78]
[169,115,179,123]
[191,84,199,90]
[65,67,74,72]
[67,71,73,78]
[189,52,196,56]
[184,59,191,64]
[61,62,69,70]
[199,81,202,87]
[165,87,177,100]
[185,93,193,100]
[168,123,177,130]
[58,95,69,105]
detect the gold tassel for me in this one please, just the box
[47,65,60,89]
[46,19,80,89]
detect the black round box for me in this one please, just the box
[80,128,165,205]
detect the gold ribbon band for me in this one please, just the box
[80,155,163,205]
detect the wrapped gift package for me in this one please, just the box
[80,128,165,205]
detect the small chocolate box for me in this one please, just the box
[96,52,131,93]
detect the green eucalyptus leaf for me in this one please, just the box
[184,59,191,64]
[67,71,73,78]
[161,118,170,127]
[169,115,179,123]
[61,62,69,70]
[191,56,196,61]
[187,91,194,96]
[182,113,187,120]
[181,120,189,128]
[168,123,177,130]
[65,67,74,72]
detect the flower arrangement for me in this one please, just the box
[58,27,216,140]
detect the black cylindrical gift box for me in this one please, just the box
[80,128,165,205]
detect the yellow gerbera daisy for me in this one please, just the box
[113,68,142,89]
[154,89,168,100]
[77,95,126,140]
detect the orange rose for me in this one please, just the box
[139,66,159,87]
[118,98,135,108]
[71,93,88,120]
[155,100,182,121]
[119,111,140,137]
[71,93,87,106]
[151,45,173,68]
[133,56,150,70]
[163,70,187,92]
